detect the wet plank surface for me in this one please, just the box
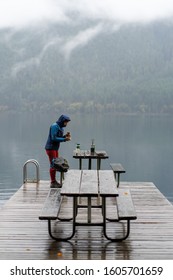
[0,180,173,260]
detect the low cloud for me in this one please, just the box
[11,37,61,76]
[11,24,104,74]
[0,0,173,30]
[0,0,68,29]
[2,0,173,74]
[61,24,104,59]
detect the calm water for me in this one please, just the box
[0,112,173,206]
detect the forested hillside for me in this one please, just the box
[1,20,173,114]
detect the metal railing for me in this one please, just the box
[23,159,40,183]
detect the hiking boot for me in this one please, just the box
[50,181,62,188]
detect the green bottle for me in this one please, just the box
[76,143,80,155]
[90,139,95,155]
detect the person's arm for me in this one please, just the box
[51,124,66,142]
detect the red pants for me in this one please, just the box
[46,150,59,183]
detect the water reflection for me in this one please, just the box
[46,235,131,260]
[0,112,173,205]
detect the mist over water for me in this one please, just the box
[0,111,173,207]
[1,2,173,209]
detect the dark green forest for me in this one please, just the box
[1,20,173,114]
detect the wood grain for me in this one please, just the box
[0,180,173,259]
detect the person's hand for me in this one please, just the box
[65,136,71,141]
[65,132,71,141]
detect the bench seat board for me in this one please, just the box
[116,189,137,220]
[39,188,61,220]
[110,163,126,173]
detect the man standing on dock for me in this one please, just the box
[45,114,71,188]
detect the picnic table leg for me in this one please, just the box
[102,197,131,242]
[97,158,101,170]
[60,172,64,185]
[88,197,92,223]
[117,173,120,187]
[78,159,82,204]
[79,158,82,170]
[88,159,92,169]
[113,172,120,187]
[47,197,77,241]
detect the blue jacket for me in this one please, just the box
[45,114,71,150]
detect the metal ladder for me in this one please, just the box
[23,159,40,183]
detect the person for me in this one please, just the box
[45,114,71,188]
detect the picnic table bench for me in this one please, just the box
[39,188,73,240]
[39,170,137,242]
[39,188,62,221]
[110,163,126,187]
[104,188,137,241]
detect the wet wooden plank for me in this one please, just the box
[80,170,98,196]
[0,180,173,259]
[60,170,81,196]
[99,170,118,196]
[116,189,137,220]
[39,188,62,220]
[110,163,126,173]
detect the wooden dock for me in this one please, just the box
[0,180,173,260]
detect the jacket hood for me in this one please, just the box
[56,114,71,127]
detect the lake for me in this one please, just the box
[0,111,173,206]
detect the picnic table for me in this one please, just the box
[73,150,109,170]
[39,169,137,242]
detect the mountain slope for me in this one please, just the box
[1,21,173,113]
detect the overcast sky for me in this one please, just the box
[0,0,173,29]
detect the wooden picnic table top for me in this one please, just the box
[73,150,108,159]
[60,169,118,197]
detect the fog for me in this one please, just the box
[5,19,173,115]
[1,0,172,71]
[0,0,173,30]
